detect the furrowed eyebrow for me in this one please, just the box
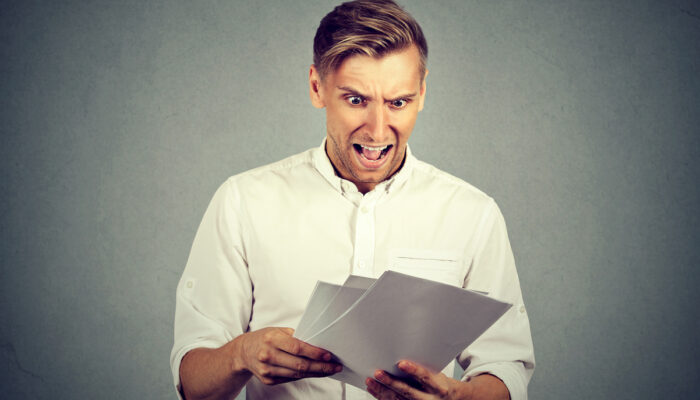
[337,86,417,102]
[337,86,371,100]
[387,92,417,102]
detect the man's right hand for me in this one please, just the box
[232,327,343,385]
[180,327,342,399]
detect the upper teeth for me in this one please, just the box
[360,144,389,151]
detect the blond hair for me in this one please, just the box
[313,0,428,81]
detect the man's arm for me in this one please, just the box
[180,327,342,400]
[179,344,250,400]
[467,374,510,400]
[457,202,535,399]
[172,181,339,399]
[365,201,533,400]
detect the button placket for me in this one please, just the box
[352,194,378,277]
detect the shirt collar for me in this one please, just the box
[313,138,414,195]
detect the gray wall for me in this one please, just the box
[1,1,698,399]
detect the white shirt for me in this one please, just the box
[170,141,535,400]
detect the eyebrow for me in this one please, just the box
[337,86,418,102]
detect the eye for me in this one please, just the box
[347,96,364,106]
[391,99,408,109]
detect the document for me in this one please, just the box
[295,270,511,389]
[295,281,342,340]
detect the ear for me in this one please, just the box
[417,68,428,111]
[309,65,326,109]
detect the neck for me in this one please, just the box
[324,142,407,195]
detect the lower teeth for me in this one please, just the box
[356,145,391,161]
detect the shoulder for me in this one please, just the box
[409,157,497,211]
[222,148,317,193]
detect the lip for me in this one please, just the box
[353,144,393,170]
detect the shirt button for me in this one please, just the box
[361,206,369,213]
[358,261,366,269]
[186,281,194,289]
[519,305,526,314]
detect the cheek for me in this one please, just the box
[329,107,364,134]
[393,113,418,140]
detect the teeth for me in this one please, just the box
[359,144,389,151]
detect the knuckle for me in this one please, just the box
[295,360,309,373]
[288,340,301,355]
[256,349,271,362]
[419,375,431,386]
[260,376,274,385]
[258,366,271,377]
[262,331,274,344]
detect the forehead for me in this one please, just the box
[327,46,423,92]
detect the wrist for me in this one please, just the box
[227,334,252,378]
[465,374,510,400]
[456,379,476,400]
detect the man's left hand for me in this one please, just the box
[365,360,472,400]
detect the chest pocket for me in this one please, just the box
[387,249,464,287]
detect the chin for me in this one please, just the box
[354,168,391,183]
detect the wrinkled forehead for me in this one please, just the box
[328,46,424,91]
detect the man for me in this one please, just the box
[170,1,535,399]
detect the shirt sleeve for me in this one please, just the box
[169,179,253,398]
[459,201,536,400]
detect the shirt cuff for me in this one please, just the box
[462,362,530,400]
[170,340,225,400]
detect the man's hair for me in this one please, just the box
[313,0,428,81]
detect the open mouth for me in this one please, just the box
[353,143,393,163]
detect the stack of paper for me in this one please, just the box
[294,270,511,389]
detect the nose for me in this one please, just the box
[364,103,391,143]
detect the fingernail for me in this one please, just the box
[323,353,331,361]
[374,370,384,379]
[366,382,375,394]
[335,365,343,372]
[399,361,414,372]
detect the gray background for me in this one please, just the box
[1,0,698,399]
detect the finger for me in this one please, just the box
[264,347,342,375]
[366,378,381,399]
[280,327,295,336]
[253,369,296,386]
[255,363,339,384]
[366,377,401,400]
[397,361,448,396]
[374,370,426,400]
[275,334,333,361]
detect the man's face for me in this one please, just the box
[310,45,427,193]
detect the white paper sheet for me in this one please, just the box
[297,271,511,389]
[296,276,377,340]
[299,284,368,342]
[295,281,343,340]
[342,275,376,289]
